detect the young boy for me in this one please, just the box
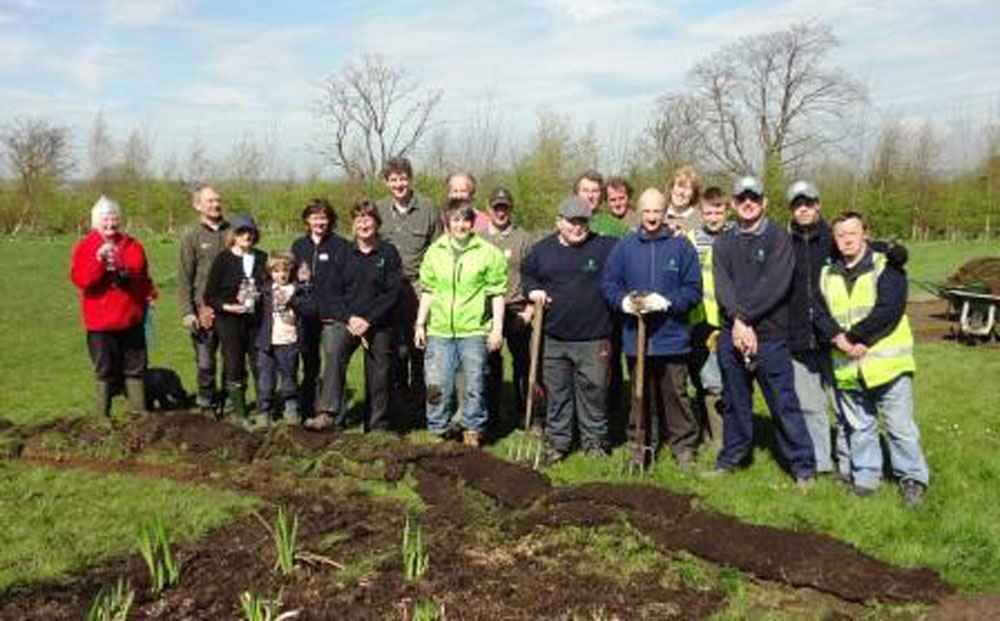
[256,252,301,424]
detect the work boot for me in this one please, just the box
[226,385,249,426]
[463,430,481,448]
[900,479,926,508]
[125,377,147,418]
[94,380,113,421]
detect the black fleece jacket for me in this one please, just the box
[712,217,794,342]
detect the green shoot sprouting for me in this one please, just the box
[137,516,179,593]
[240,590,300,621]
[84,578,134,621]
[402,516,429,581]
[273,506,299,575]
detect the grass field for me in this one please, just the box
[1,236,999,599]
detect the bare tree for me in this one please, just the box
[121,128,151,180]
[1,117,73,234]
[650,23,866,188]
[88,111,115,189]
[314,53,442,183]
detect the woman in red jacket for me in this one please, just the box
[70,196,157,421]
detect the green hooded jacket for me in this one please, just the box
[419,234,508,338]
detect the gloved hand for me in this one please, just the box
[643,292,670,313]
[182,314,200,334]
[621,295,640,315]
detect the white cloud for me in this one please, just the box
[0,34,34,69]
[103,0,186,27]
[53,42,126,92]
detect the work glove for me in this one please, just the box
[621,295,640,315]
[642,293,671,313]
[181,314,200,334]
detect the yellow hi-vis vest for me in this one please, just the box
[819,251,915,390]
[686,229,719,327]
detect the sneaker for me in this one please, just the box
[582,444,610,459]
[463,430,481,448]
[303,412,335,431]
[900,479,926,507]
[850,484,877,498]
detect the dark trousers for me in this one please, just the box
[716,332,816,479]
[214,313,257,389]
[257,343,299,413]
[298,318,323,416]
[318,321,392,431]
[628,355,700,459]
[485,308,532,427]
[87,324,147,382]
[606,315,627,443]
[390,280,425,426]
[543,338,610,452]
[189,327,220,407]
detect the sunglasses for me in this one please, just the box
[734,193,763,205]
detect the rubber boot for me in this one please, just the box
[125,377,147,418]
[227,385,249,427]
[94,380,113,421]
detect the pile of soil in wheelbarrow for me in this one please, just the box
[944,257,1000,294]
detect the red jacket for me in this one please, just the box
[70,231,156,331]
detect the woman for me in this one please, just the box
[307,200,402,432]
[415,199,507,446]
[204,214,268,427]
[70,195,157,421]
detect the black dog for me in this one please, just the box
[144,367,191,411]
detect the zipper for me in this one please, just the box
[450,254,462,337]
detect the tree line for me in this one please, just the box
[2,23,998,240]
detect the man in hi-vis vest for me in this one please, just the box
[814,211,929,507]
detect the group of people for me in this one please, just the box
[70,156,930,507]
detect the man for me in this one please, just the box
[709,176,816,485]
[446,172,490,233]
[178,185,229,415]
[290,198,347,422]
[415,199,506,447]
[814,212,929,506]
[481,188,535,428]
[786,180,909,477]
[574,170,604,213]
[591,176,637,238]
[521,196,618,462]
[377,156,441,428]
[603,188,703,466]
[685,186,731,445]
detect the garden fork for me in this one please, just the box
[508,299,545,466]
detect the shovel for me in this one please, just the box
[508,299,545,466]
[627,309,654,476]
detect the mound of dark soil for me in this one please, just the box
[945,257,1000,294]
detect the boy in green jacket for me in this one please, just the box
[415,199,507,446]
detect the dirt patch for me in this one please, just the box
[945,257,1000,295]
[923,591,1000,620]
[908,299,955,343]
[0,415,959,618]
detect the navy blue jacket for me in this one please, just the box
[290,233,349,320]
[602,228,702,356]
[254,283,307,351]
[788,219,833,352]
[331,238,402,330]
[712,217,794,342]
[521,232,618,341]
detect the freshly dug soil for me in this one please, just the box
[944,257,1000,294]
[0,414,960,619]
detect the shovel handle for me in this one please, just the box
[524,299,545,432]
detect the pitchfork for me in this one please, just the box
[627,307,655,476]
[508,299,545,466]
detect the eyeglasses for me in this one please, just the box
[734,193,763,205]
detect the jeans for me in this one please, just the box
[833,374,929,489]
[716,332,816,479]
[791,349,839,473]
[425,336,488,434]
[190,327,220,407]
[543,338,610,452]
[257,343,299,414]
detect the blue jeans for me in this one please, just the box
[425,336,487,434]
[257,343,299,414]
[833,374,929,489]
[791,350,839,473]
[716,333,816,479]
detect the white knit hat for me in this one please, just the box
[90,195,122,229]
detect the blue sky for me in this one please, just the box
[1,0,998,176]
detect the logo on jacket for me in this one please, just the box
[665,257,679,272]
[582,258,599,272]
[754,248,766,263]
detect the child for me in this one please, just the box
[256,252,302,424]
[204,214,267,428]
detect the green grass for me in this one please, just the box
[905,240,1000,284]
[0,460,258,592]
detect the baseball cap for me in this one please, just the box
[489,188,514,209]
[732,176,764,197]
[786,180,820,204]
[557,196,591,220]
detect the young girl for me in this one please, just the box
[204,214,267,427]
[665,165,702,235]
[256,252,302,424]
